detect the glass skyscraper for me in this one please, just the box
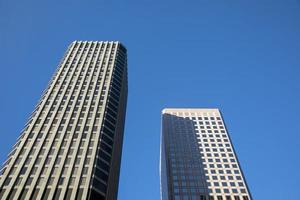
[160,109,252,200]
[0,41,127,200]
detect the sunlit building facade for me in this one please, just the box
[160,108,252,200]
[0,41,128,200]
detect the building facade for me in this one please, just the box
[0,41,128,200]
[160,109,252,200]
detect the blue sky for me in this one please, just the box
[0,0,300,199]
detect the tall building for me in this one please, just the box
[160,109,252,200]
[0,41,128,200]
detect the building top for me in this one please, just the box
[72,40,121,43]
[162,108,220,114]
[70,41,127,52]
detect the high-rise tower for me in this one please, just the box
[160,108,252,200]
[0,41,128,200]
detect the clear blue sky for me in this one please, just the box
[0,0,300,199]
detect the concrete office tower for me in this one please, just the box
[0,41,128,200]
[160,109,252,200]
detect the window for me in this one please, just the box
[20,167,27,175]
[58,177,64,185]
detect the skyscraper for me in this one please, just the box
[160,109,252,200]
[0,41,128,200]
